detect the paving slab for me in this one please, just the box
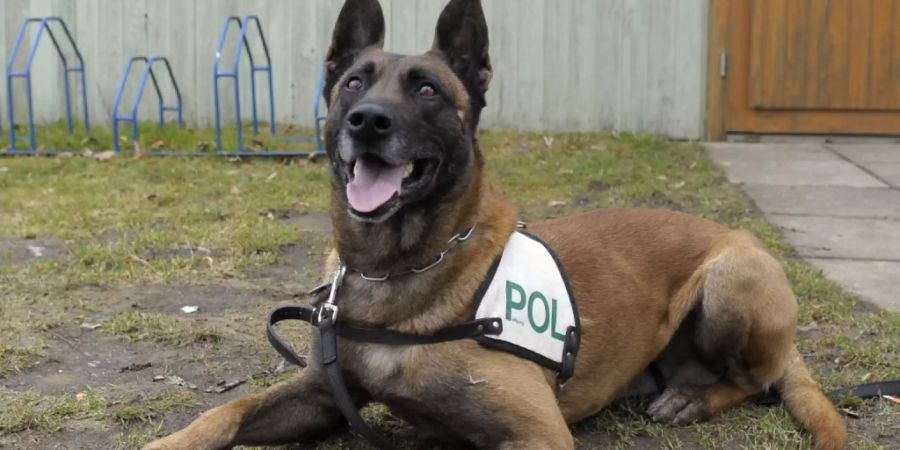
[766,214,900,260]
[706,142,840,162]
[712,160,886,188]
[856,162,900,188]
[806,259,900,312]
[827,143,900,163]
[704,142,900,311]
[741,185,900,220]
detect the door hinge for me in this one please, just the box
[719,51,728,78]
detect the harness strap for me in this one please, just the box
[267,306,504,366]
[266,304,503,449]
[318,314,398,450]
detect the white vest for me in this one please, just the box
[474,231,580,380]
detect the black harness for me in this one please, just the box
[267,302,503,449]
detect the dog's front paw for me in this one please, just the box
[647,386,710,425]
[140,432,200,450]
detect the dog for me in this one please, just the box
[143,0,847,449]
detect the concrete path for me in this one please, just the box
[705,142,900,312]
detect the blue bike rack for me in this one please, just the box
[112,56,187,155]
[5,17,89,155]
[213,16,323,157]
[213,15,277,155]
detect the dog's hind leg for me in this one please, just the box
[142,368,349,450]
[649,233,794,424]
[649,231,846,449]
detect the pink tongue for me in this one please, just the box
[347,158,405,213]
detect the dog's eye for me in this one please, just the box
[346,77,363,92]
[417,83,437,98]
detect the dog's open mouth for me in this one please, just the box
[345,153,438,215]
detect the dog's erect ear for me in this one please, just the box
[432,0,492,97]
[323,0,385,106]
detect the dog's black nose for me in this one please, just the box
[346,103,394,141]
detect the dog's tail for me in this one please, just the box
[778,346,847,450]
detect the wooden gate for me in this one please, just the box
[707,0,900,138]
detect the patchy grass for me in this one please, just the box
[0,344,44,377]
[0,144,328,285]
[111,390,198,427]
[0,390,106,433]
[102,312,223,345]
[0,125,897,449]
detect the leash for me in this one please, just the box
[828,380,900,399]
[752,380,900,407]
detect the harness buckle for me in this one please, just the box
[318,262,346,323]
[317,303,339,323]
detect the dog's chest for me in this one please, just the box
[344,342,417,386]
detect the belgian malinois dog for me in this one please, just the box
[144,0,847,449]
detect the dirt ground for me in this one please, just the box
[3,210,897,450]
[1,132,897,449]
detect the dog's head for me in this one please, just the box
[323,0,491,223]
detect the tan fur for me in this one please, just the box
[144,184,847,450]
[144,0,846,446]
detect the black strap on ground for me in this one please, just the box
[827,380,900,399]
[754,380,900,406]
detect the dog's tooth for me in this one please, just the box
[403,163,414,178]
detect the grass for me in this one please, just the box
[0,120,318,154]
[0,344,44,377]
[0,390,107,434]
[111,390,199,426]
[0,388,196,435]
[102,311,223,346]
[0,124,897,449]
